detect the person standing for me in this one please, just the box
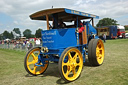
[7,40,10,48]
[22,41,26,49]
[103,33,106,43]
[35,38,40,47]
[4,40,7,48]
[26,40,30,50]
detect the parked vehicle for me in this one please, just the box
[96,25,126,39]
[96,26,117,39]
[24,8,105,82]
[29,38,36,42]
[117,25,125,38]
[125,33,128,38]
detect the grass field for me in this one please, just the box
[0,39,128,85]
[125,30,128,33]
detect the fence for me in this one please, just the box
[0,43,42,51]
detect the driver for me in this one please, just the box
[58,20,66,28]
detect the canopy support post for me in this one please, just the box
[92,18,94,27]
[46,14,49,30]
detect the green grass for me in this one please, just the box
[125,30,128,33]
[0,39,128,85]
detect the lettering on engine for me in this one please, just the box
[42,31,56,44]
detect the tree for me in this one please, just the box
[31,34,35,38]
[124,25,128,30]
[13,28,21,37]
[0,34,3,40]
[10,31,14,39]
[23,29,32,39]
[35,28,42,38]
[96,18,118,27]
[3,30,11,39]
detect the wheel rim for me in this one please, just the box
[26,48,48,75]
[62,48,83,81]
[96,40,104,64]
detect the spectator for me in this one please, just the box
[7,40,10,48]
[27,40,30,50]
[22,41,26,49]
[16,41,20,48]
[24,40,27,45]
[13,41,17,49]
[0,41,2,44]
[29,42,33,50]
[35,38,40,47]
[103,33,106,43]
[4,40,7,48]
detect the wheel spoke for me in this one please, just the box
[62,61,71,66]
[72,67,76,75]
[68,52,73,60]
[33,65,37,74]
[66,68,72,76]
[99,47,103,51]
[96,47,100,53]
[31,53,37,60]
[98,43,101,47]
[96,51,99,56]
[27,61,35,65]
[96,46,99,50]
[97,54,100,57]
[73,53,78,62]
[97,54,102,59]
[99,54,103,58]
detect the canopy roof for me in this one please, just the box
[30,8,99,22]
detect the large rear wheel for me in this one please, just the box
[58,47,83,82]
[88,39,105,66]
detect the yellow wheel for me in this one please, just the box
[24,47,48,76]
[58,47,83,82]
[88,39,105,66]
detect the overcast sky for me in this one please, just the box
[0,0,128,35]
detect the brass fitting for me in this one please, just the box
[41,47,49,53]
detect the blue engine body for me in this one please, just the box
[41,22,98,63]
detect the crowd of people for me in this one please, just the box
[0,38,42,50]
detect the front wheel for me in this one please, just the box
[24,47,49,76]
[58,47,83,82]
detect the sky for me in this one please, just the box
[0,0,128,35]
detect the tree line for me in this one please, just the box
[0,28,42,40]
